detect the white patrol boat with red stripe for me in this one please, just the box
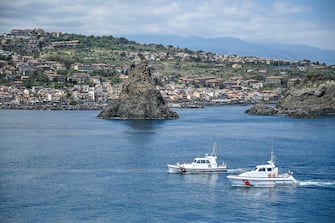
[227,152,298,187]
[167,143,227,173]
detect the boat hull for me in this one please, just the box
[167,164,227,173]
[227,175,297,187]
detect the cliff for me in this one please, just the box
[97,61,179,119]
[246,80,335,118]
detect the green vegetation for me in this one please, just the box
[1,30,334,91]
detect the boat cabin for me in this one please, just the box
[254,167,275,172]
[241,164,279,178]
[193,158,210,164]
[192,156,217,168]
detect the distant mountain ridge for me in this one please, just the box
[123,34,335,65]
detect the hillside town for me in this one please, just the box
[1,28,334,110]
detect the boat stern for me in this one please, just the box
[167,164,184,173]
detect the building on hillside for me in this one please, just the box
[232,64,242,69]
[206,78,220,88]
[265,76,284,85]
[287,78,300,87]
[72,63,94,72]
[68,73,90,84]
[262,90,280,101]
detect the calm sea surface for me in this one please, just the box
[0,106,334,222]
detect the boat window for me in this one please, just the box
[259,168,265,171]
[205,160,209,163]
[267,168,272,171]
[201,160,205,164]
[197,160,201,163]
[193,160,197,163]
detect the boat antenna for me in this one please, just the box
[211,143,217,156]
[269,138,275,164]
[270,151,276,165]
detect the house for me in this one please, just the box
[21,67,35,76]
[36,64,52,72]
[89,76,101,85]
[0,90,14,104]
[51,40,79,48]
[265,76,284,85]
[44,71,63,81]
[179,77,194,85]
[13,80,24,88]
[69,73,90,84]
[11,29,32,36]
[194,77,208,85]
[206,78,220,88]
[72,63,94,72]
[20,75,30,81]
[232,64,242,69]
[262,90,280,101]
[47,61,66,71]
[223,80,235,89]
[223,77,243,89]
[246,79,256,86]
[247,91,263,102]
[287,78,300,87]
[52,32,61,37]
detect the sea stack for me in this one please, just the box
[97,60,179,119]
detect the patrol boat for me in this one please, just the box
[227,152,298,187]
[167,143,227,173]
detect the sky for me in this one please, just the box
[0,0,334,50]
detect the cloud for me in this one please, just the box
[271,1,310,15]
[0,0,334,49]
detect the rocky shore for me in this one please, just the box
[246,80,335,118]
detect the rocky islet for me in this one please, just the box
[97,60,179,119]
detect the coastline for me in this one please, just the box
[0,101,255,111]
[0,101,277,111]
[0,103,104,110]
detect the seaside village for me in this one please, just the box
[0,29,333,109]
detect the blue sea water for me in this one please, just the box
[0,106,334,222]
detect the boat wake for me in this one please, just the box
[297,180,335,188]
